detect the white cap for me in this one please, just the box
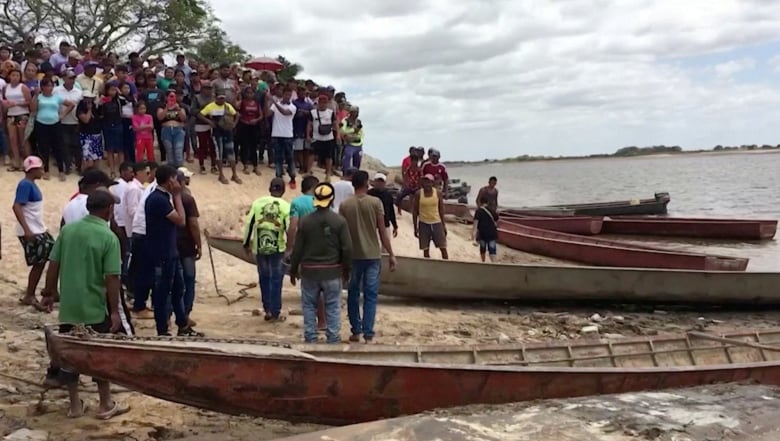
[373,173,387,182]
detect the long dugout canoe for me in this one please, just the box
[497,223,748,271]
[205,234,780,305]
[498,215,604,235]
[603,216,778,240]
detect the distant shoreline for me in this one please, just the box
[445,146,780,167]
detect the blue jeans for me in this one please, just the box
[181,256,196,315]
[347,259,381,338]
[272,137,295,180]
[161,126,185,167]
[151,258,188,335]
[130,234,153,311]
[256,253,285,317]
[301,278,342,343]
[342,145,362,171]
[0,125,8,156]
[213,129,235,161]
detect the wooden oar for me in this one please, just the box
[687,331,780,353]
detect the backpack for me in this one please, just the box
[255,200,285,255]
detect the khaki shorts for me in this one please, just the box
[419,222,447,249]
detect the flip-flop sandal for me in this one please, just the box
[67,399,88,418]
[231,176,243,184]
[95,401,130,420]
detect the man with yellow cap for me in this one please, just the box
[288,182,352,343]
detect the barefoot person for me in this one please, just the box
[289,182,352,343]
[472,196,499,263]
[476,176,499,211]
[412,174,449,260]
[12,156,53,311]
[243,178,291,321]
[339,171,397,343]
[40,190,130,419]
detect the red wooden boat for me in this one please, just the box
[603,217,778,240]
[45,327,780,425]
[499,215,603,235]
[497,224,748,271]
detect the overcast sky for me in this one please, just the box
[210,0,780,163]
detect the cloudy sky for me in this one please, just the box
[211,0,780,163]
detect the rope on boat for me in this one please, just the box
[204,229,232,305]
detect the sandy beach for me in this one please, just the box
[1,159,780,440]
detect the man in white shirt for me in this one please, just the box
[332,168,355,213]
[62,169,117,226]
[129,162,159,318]
[307,94,338,180]
[268,87,297,189]
[55,70,83,174]
[49,41,70,70]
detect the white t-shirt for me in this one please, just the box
[331,180,355,214]
[270,102,296,138]
[62,194,88,225]
[310,108,335,142]
[54,84,83,125]
[13,179,46,236]
[112,179,128,227]
[123,179,144,236]
[131,182,158,235]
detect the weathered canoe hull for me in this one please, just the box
[496,224,748,271]
[603,217,778,240]
[542,193,671,216]
[498,216,603,235]
[44,331,780,426]
[206,236,779,304]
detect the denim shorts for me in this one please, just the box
[103,124,123,152]
[479,240,497,255]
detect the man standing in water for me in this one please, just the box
[339,171,397,343]
[12,156,53,311]
[476,176,499,211]
[41,190,130,419]
[412,174,449,260]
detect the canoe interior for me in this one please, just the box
[498,216,604,235]
[546,193,670,210]
[496,223,749,271]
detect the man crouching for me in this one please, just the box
[41,190,130,419]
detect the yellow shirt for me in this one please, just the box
[418,188,440,224]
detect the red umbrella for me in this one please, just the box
[245,56,284,72]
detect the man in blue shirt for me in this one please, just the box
[145,165,202,337]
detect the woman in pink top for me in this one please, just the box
[132,102,154,161]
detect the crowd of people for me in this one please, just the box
[0,40,365,187]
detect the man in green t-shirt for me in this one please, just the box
[243,178,291,321]
[41,190,130,419]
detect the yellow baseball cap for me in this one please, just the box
[313,183,335,208]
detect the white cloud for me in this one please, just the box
[209,0,780,163]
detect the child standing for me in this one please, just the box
[132,102,154,162]
[472,196,499,263]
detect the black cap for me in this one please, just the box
[269,177,285,192]
[86,189,116,212]
[80,168,116,188]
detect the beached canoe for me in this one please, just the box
[499,215,603,235]
[507,192,671,217]
[497,223,748,271]
[603,217,778,240]
[45,327,780,425]
[205,234,778,304]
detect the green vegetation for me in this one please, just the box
[447,144,780,166]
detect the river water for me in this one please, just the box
[450,151,780,271]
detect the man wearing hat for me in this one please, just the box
[76,60,103,100]
[243,178,291,321]
[40,190,131,419]
[54,69,83,174]
[289,182,352,343]
[12,156,52,310]
[368,173,398,237]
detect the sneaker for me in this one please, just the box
[364,336,374,344]
[349,334,361,343]
[187,318,197,327]
[177,327,205,337]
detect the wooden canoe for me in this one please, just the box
[497,223,748,271]
[536,192,671,216]
[205,235,779,304]
[603,217,778,240]
[498,216,603,235]
[44,327,780,425]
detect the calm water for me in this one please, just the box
[451,152,780,271]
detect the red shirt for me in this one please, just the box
[401,156,421,190]
[422,162,448,184]
[239,100,260,124]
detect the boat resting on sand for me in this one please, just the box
[513,192,671,217]
[205,234,779,305]
[603,216,778,240]
[44,327,780,425]
[498,215,603,235]
[497,223,748,271]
